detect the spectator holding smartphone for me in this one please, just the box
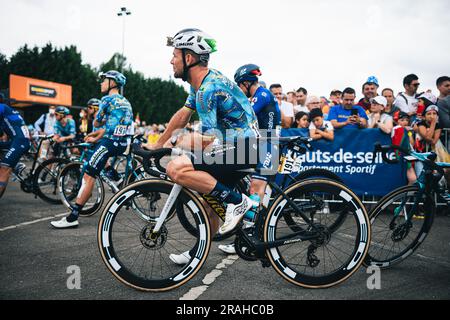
[328,87,368,129]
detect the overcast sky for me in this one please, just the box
[2,0,450,99]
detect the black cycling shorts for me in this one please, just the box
[189,137,260,188]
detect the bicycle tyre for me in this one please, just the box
[363,184,435,269]
[264,178,371,288]
[58,162,105,217]
[97,179,211,292]
[33,157,70,204]
[293,169,343,184]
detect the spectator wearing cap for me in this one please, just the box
[292,111,309,129]
[416,92,437,122]
[328,87,368,129]
[367,96,393,134]
[329,90,342,107]
[413,104,444,179]
[381,88,401,120]
[357,76,379,112]
[259,81,267,89]
[436,76,450,128]
[309,108,334,141]
[394,74,420,118]
[391,111,416,184]
[414,105,442,152]
[294,87,308,114]
[270,84,294,128]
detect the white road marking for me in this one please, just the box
[0,213,67,232]
[179,255,239,300]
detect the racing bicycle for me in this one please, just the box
[97,136,371,291]
[363,143,450,268]
[58,136,149,216]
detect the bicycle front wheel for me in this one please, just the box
[33,157,70,204]
[363,185,435,269]
[98,179,211,291]
[264,179,370,288]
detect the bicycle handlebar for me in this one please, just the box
[132,143,172,178]
[278,136,313,153]
[36,134,54,141]
[372,142,444,174]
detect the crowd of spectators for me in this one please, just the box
[265,74,450,184]
[3,73,449,185]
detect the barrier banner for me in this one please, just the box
[278,128,407,196]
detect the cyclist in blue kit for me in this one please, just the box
[52,106,76,156]
[218,64,282,254]
[51,70,133,228]
[234,63,281,193]
[0,102,31,198]
[144,28,261,264]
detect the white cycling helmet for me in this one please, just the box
[167,28,217,81]
[167,28,217,56]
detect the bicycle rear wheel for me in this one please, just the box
[363,185,435,269]
[58,162,105,216]
[98,179,211,291]
[264,179,370,288]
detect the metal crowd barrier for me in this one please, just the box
[443,128,450,152]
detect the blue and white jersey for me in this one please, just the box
[250,86,281,133]
[54,118,76,137]
[184,69,259,141]
[96,94,133,141]
[0,103,30,139]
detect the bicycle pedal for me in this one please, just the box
[260,259,271,268]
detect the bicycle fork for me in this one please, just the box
[151,184,183,235]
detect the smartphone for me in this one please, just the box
[351,108,359,116]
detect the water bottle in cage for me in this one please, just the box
[13,162,26,178]
[243,194,260,229]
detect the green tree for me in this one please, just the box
[2,44,188,123]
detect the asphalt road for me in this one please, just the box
[1,180,449,301]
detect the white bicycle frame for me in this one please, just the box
[150,147,186,233]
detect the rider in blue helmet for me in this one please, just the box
[53,106,76,144]
[98,70,127,90]
[51,70,133,229]
[217,64,282,254]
